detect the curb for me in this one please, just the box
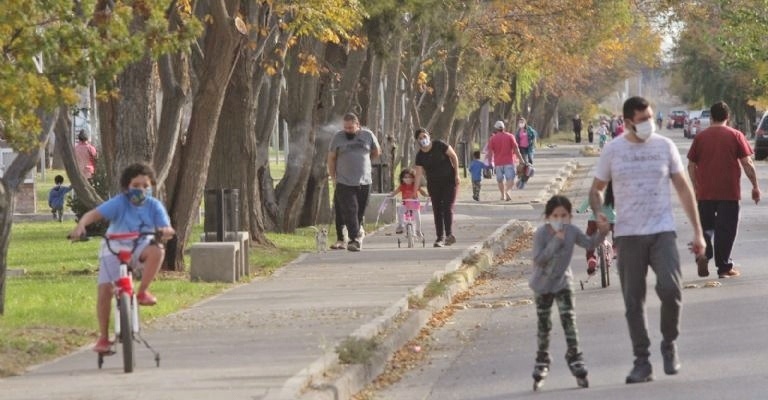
[534,158,580,202]
[268,220,533,400]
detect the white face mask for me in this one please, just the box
[633,119,655,140]
[549,219,564,232]
[403,178,414,185]
[419,137,431,147]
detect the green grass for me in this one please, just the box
[538,130,580,146]
[0,219,314,376]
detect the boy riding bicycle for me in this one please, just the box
[69,163,175,353]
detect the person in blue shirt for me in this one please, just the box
[48,175,72,222]
[468,150,486,201]
[69,163,175,353]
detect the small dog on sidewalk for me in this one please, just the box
[310,226,328,253]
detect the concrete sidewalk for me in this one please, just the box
[0,144,594,400]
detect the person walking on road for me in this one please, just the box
[485,121,525,201]
[514,117,537,164]
[413,128,460,248]
[589,96,706,384]
[686,101,760,279]
[529,195,610,390]
[572,114,583,144]
[327,113,381,252]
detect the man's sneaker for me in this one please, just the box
[347,241,361,252]
[473,195,479,201]
[625,357,654,384]
[93,337,113,353]
[696,254,709,277]
[395,225,404,235]
[137,291,157,306]
[718,268,740,279]
[445,235,456,246]
[661,341,681,375]
[433,239,445,248]
[587,257,598,275]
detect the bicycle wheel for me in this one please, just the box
[599,245,608,288]
[406,224,415,248]
[118,292,135,373]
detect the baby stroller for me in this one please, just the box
[516,164,535,189]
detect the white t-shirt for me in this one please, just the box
[594,134,684,237]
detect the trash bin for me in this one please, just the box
[204,189,239,242]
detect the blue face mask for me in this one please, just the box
[127,188,148,205]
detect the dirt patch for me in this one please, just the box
[0,326,92,377]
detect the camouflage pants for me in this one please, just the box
[471,180,481,198]
[535,289,580,363]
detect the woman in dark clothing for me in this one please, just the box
[412,128,461,247]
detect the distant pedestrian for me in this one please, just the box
[413,128,460,248]
[686,101,760,279]
[485,121,525,201]
[514,117,538,164]
[589,96,705,384]
[587,122,595,144]
[74,130,97,180]
[610,115,620,138]
[48,175,72,222]
[468,150,485,201]
[327,113,381,252]
[614,120,625,137]
[572,114,582,143]
[529,195,610,390]
[597,121,610,150]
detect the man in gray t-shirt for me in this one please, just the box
[327,113,380,252]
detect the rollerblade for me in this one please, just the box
[566,350,589,388]
[532,352,550,391]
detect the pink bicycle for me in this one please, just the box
[397,199,425,248]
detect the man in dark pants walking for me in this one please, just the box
[687,101,761,278]
[572,114,583,143]
[327,113,381,252]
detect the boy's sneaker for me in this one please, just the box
[137,291,157,306]
[433,238,445,248]
[445,235,456,246]
[93,337,113,353]
[661,341,681,375]
[625,357,654,384]
[395,225,404,235]
[347,241,361,252]
[587,257,598,275]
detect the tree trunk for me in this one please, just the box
[0,108,59,314]
[381,38,403,192]
[153,51,190,193]
[166,1,245,270]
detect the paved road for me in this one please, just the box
[375,129,768,399]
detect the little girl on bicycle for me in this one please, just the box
[390,168,428,236]
[577,181,616,275]
[529,195,609,390]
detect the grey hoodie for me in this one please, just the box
[529,223,605,294]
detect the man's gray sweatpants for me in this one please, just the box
[615,231,682,359]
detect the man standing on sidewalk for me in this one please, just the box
[485,120,525,201]
[572,114,583,144]
[328,113,380,252]
[686,101,760,278]
[589,96,706,384]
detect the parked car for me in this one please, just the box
[670,110,687,128]
[698,109,711,131]
[754,111,768,160]
[684,110,701,138]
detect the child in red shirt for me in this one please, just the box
[391,168,428,236]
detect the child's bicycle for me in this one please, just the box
[580,236,614,290]
[398,199,425,248]
[74,231,162,373]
